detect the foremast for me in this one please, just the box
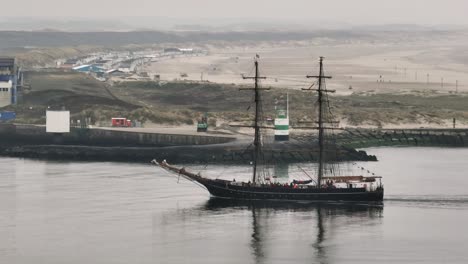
[307,57,332,187]
[242,57,268,184]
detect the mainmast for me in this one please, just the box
[307,57,332,187]
[242,57,267,183]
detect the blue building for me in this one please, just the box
[0,57,20,107]
[72,64,104,73]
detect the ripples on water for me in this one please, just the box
[1,147,468,263]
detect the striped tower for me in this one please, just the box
[274,109,289,141]
[275,110,289,141]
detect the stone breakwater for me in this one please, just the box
[0,142,376,164]
[0,124,376,164]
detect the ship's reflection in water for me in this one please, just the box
[3,148,468,264]
[207,199,383,264]
[154,198,383,264]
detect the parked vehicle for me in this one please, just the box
[197,114,208,132]
[111,117,132,127]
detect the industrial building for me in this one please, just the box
[0,57,20,107]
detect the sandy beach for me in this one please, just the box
[144,38,468,95]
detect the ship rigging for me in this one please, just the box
[153,56,384,202]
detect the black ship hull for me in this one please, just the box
[154,161,384,202]
[197,178,384,202]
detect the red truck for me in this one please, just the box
[111,118,132,127]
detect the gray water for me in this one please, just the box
[1,147,468,264]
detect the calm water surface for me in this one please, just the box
[1,147,468,264]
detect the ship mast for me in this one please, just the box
[242,57,268,183]
[307,57,332,187]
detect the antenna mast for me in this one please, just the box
[307,57,332,187]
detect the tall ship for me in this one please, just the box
[153,57,384,201]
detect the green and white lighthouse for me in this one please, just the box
[274,93,290,141]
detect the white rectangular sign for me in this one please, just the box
[46,111,70,133]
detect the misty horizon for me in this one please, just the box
[1,0,468,32]
[1,17,467,32]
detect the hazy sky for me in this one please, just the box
[5,0,468,25]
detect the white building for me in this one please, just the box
[0,80,12,108]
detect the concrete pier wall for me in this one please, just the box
[0,124,235,147]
